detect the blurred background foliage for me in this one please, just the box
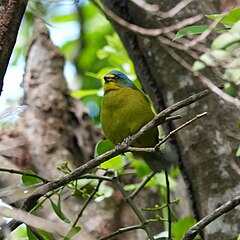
[1,0,136,126]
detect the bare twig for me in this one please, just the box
[129,171,156,199]
[113,174,155,240]
[0,168,49,183]
[130,0,159,12]
[127,112,208,153]
[155,112,207,148]
[142,198,179,211]
[99,224,143,240]
[164,171,171,239]
[72,179,103,227]
[93,0,202,37]
[182,195,240,240]
[157,0,195,18]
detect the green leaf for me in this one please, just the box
[207,8,240,26]
[64,227,81,240]
[131,160,151,178]
[236,146,240,157]
[211,31,240,50]
[172,216,197,239]
[27,227,39,240]
[224,83,238,97]
[95,139,115,156]
[95,184,113,202]
[50,199,70,223]
[123,183,140,191]
[150,172,177,190]
[174,25,225,40]
[100,155,123,169]
[96,139,123,169]
[237,233,240,240]
[22,170,41,186]
[174,25,210,40]
[237,121,240,131]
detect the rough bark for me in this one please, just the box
[101,0,240,239]
[0,0,28,95]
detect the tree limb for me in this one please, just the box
[182,195,240,240]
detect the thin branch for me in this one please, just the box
[127,112,208,153]
[157,0,195,18]
[99,224,143,240]
[113,175,154,240]
[93,0,202,37]
[129,0,159,12]
[182,195,240,240]
[155,112,207,148]
[142,198,179,211]
[129,171,156,199]
[72,179,103,227]
[0,168,49,183]
[165,171,171,239]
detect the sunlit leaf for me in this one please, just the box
[172,216,197,239]
[131,160,151,178]
[236,146,240,157]
[95,139,123,169]
[207,8,240,26]
[95,184,113,202]
[212,31,240,50]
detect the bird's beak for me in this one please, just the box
[104,74,115,83]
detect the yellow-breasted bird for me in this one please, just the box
[101,70,169,172]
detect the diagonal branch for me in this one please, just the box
[182,195,240,240]
[0,88,212,236]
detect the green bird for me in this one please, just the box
[101,70,169,172]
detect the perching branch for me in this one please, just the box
[0,88,212,236]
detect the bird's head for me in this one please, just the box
[103,70,136,93]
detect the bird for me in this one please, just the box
[101,70,170,172]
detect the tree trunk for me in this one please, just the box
[0,0,28,94]
[101,0,240,239]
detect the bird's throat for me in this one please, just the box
[104,81,121,93]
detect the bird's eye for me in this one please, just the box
[115,76,119,79]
